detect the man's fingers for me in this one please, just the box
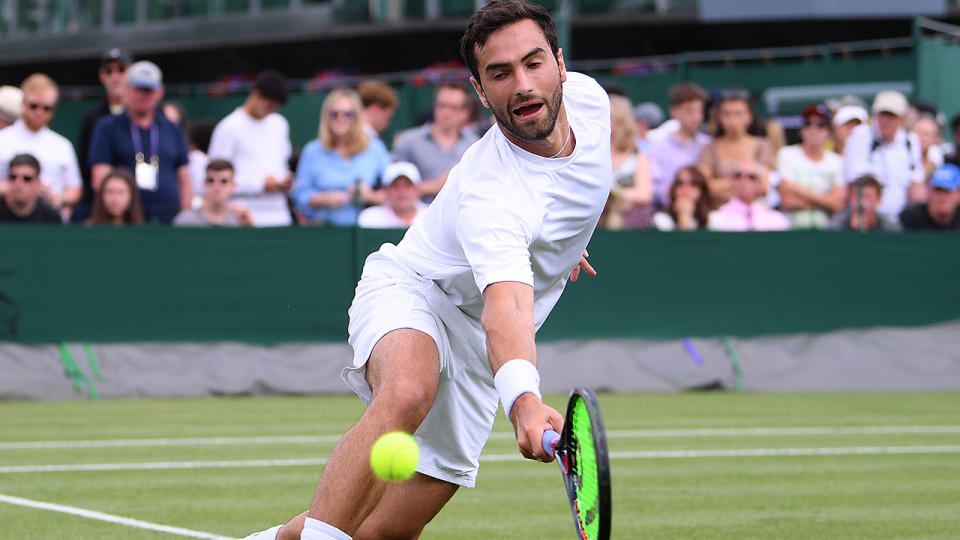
[580,256,597,277]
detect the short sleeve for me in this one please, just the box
[88,117,115,167]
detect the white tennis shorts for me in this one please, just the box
[343,249,499,488]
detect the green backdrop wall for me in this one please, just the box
[1,227,957,344]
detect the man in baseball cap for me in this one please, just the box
[900,163,960,230]
[357,161,425,229]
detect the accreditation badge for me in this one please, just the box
[135,160,159,191]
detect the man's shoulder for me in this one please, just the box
[899,203,929,226]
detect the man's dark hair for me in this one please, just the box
[357,80,398,109]
[8,153,40,175]
[459,0,559,83]
[254,70,288,106]
[206,158,235,173]
[850,174,883,196]
[188,119,216,154]
[668,82,708,107]
[950,112,960,135]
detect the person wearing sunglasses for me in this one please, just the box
[708,159,789,231]
[0,73,82,221]
[292,87,389,226]
[653,166,712,231]
[0,153,62,224]
[774,104,846,229]
[173,159,252,227]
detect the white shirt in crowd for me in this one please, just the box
[379,71,613,329]
[843,123,923,221]
[0,119,81,197]
[776,144,844,229]
[207,107,292,226]
[357,201,427,229]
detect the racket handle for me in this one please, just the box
[542,429,560,458]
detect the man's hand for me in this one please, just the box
[265,174,293,192]
[509,393,564,462]
[569,250,596,282]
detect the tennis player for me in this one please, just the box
[246,1,612,538]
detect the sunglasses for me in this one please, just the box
[731,172,760,181]
[7,173,36,182]
[205,176,232,185]
[329,110,356,120]
[27,102,54,113]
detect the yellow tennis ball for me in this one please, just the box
[370,431,419,482]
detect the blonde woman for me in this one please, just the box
[292,87,390,225]
[609,94,654,228]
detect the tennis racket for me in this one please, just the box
[541,387,612,540]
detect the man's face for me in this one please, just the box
[433,87,469,131]
[928,187,959,223]
[386,177,419,212]
[875,111,903,142]
[99,61,127,99]
[912,117,939,151]
[6,164,41,206]
[22,88,57,131]
[670,99,703,135]
[730,161,762,204]
[366,104,395,133]
[124,82,163,116]
[248,91,280,120]
[834,119,861,145]
[800,114,830,148]
[204,169,236,206]
[470,19,566,142]
[849,184,881,214]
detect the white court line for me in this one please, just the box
[3,425,959,450]
[0,493,235,539]
[2,446,960,473]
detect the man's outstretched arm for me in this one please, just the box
[482,281,563,462]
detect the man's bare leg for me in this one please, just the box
[354,472,458,539]
[276,328,441,540]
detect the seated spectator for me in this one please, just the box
[632,102,663,153]
[708,159,789,231]
[0,85,23,129]
[0,153,61,224]
[900,164,960,231]
[831,104,868,155]
[911,113,944,184]
[653,166,711,231]
[609,94,654,228]
[174,159,253,227]
[357,79,399,141]
[829,174,900,232]
[293,88,388,226]
[357,161,425,228]
[648,82,711,209]
[775,104,845,229]
[698,89,773,208]
[86,168,145,225]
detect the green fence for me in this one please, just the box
[1,227,958,344]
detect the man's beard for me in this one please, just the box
[492,76,563,142]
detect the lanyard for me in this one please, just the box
[129,119,159,165]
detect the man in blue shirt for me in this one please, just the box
[89,61,190,223]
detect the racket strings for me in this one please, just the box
[571,399,601,539]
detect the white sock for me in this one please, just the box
[242,524,283,540]
[300,517,351,540]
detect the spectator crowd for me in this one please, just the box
[1,48,959,231]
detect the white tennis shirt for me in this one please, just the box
[376,72,612,330]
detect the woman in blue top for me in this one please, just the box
[293,88,389,225]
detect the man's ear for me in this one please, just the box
[470,77,490,109]
[556,48,567,83]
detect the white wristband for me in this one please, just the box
[494,359,542,419]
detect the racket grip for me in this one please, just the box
[542,429,560,458]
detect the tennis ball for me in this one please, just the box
[370,431,419,482]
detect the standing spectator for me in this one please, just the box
[292,88,389,226]
[609,94,653,228]
[652,166,711,231]
[174,159,252,227]
[357,79,399,141]
[698,89,774,208]
[0,73,82,220]
[632,102,663,153]
[775,104,845,229]
[0,85,23,129]
[900,164,960,230]
[89,61,191,223]
[829,174,899,232]
[357,161,426,228]
[207,70,293,227]
[708,159,789,231]
[0,154,62,224]
[831,105,868,155]
[911,113,944,184]
[648,82,710,209]
[75,47,132,222]
[186,119,214,201]
[392,83,478,201]
[843,90,924,223]
[86,168,145,225]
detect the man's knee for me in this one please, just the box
[375,377,436,427]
